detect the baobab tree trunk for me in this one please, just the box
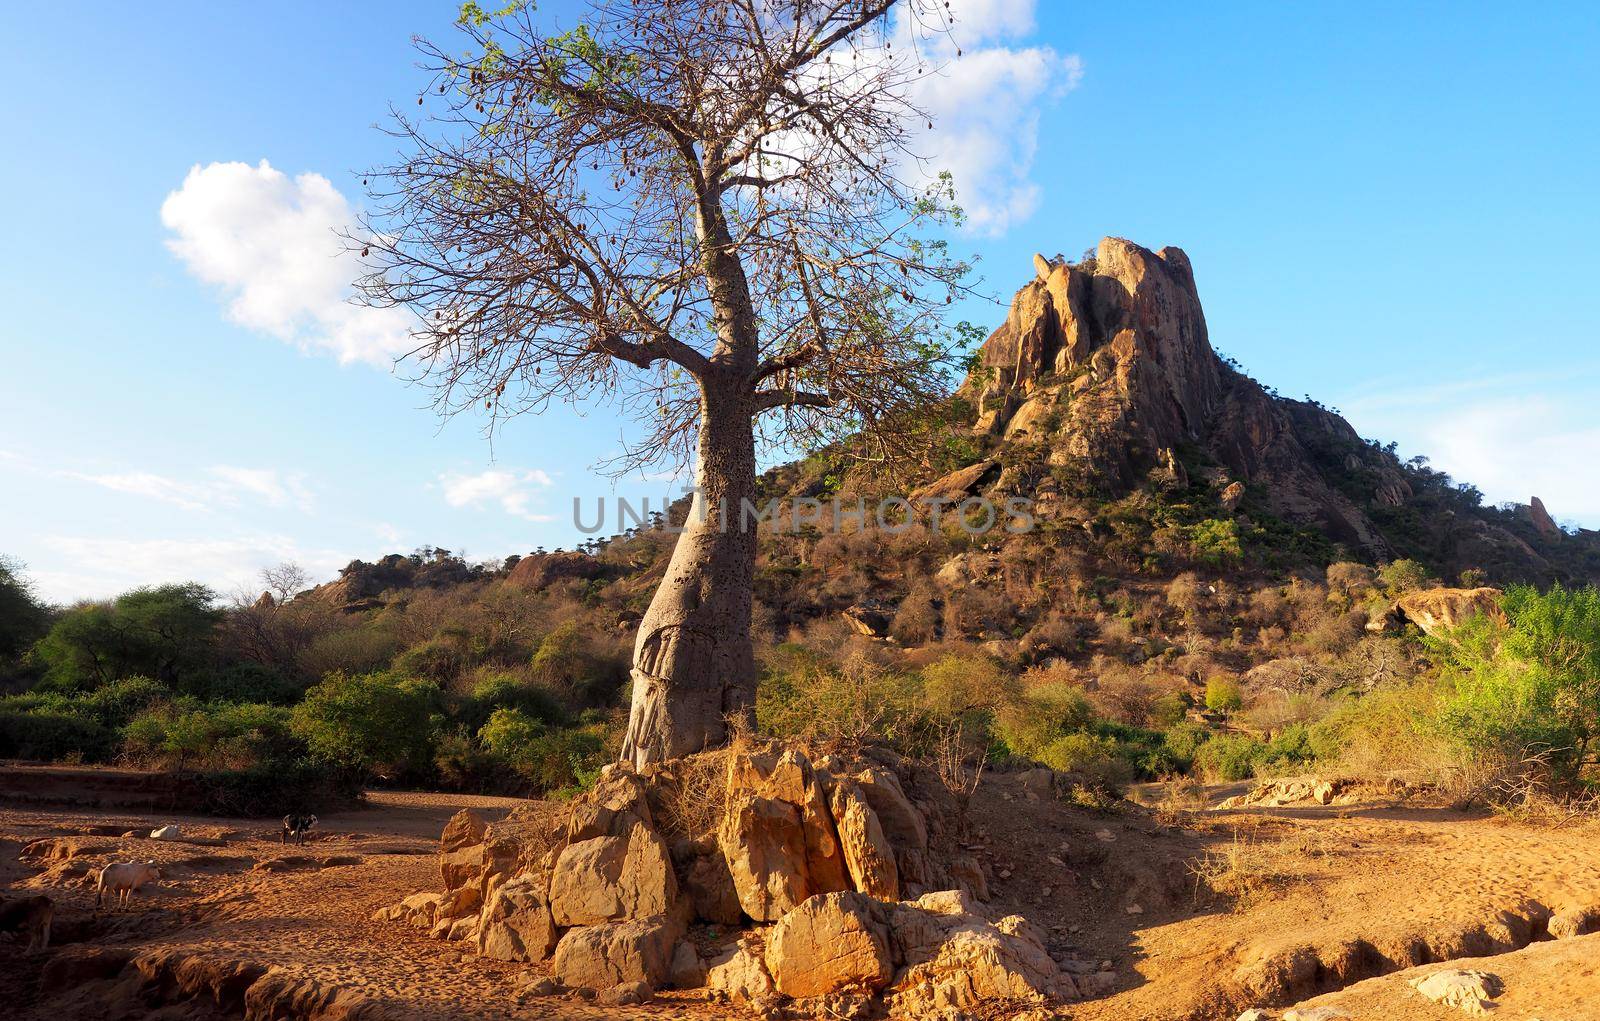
[621,380,759,766]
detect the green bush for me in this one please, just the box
[757,644,921,746]
[1161,722,1211,768]
[1204,676,1244,715]
[0,555,50,664]
[993,683,1096,760]
[123,701,301,770]
[1379,559,1432,593]
[479,708,607,796]
[466,673,567,731]
[1189,519,1243,566]
[1433,584,1600,784]
[291,671,443,777]
[183,662,302,705]
[1194,734,1267,781]
[0,709,115,761]
[530,621,623,702]
[35,583,220,690]
[393,636,476,684]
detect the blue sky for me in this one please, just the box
[2,1,1597,604]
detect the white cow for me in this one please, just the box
[96,861,164,911]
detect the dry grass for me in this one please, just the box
[654,745,735,842]
[1188,823,1333,912]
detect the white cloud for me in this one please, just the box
[161,160,412,366]
[440,468,556,521]
[901,1,1083,234]
[1336,371,1600,529]
[61,465,315,513]
[33,534,346,605]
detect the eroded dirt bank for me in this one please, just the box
[4,768,1599,1020]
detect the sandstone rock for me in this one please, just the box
[960,239,1418,560]
[888,907,1073,1014]
[853,767,927,851]
[1387,587,1505,637]
[506,550,603,591]
[435,885,482,921]
[719,792,812,921]
[1032,252,1053,281]
[440,845,483,892]
[475,871,557,962]
[684,849,744,925]
[667,941,707,989]
[705,937,777,1002]
[440,809,488,854]
[766,892,893,998]
[1018,768,1055,799]
[945,854,989,901]
[841,602,892,638]
[1281,1008,1348,1021]
[828,780,900,901]
[1220,480,1247,512]
[597,981,651,1006]
[1549,905,1599,939]
[1236,1011,1273,1021]
[1407,969,1502,1015]
[565,770,654,841]
[552,915,682,989]
[908,460,999,504]
[1527,496,1560,537]
[549,820,678,927]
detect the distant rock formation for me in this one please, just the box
[1526,496,1561,538]
[959,238,1595,576]
[505,550,604,591]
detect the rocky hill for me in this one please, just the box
[949,237,1597,585]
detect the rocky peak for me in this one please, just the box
[972,238,1217,453]
[965,238,1415,558]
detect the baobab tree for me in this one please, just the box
[359,0,975,766]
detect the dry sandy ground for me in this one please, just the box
[3,773,1599,1020]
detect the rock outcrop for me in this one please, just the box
[963,238,1428,559]
[1370,587,1505,637]
[382,742,1080,1016]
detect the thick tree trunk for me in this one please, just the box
[621,381,758,767]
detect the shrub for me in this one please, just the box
[758,645,921,747]
[393,635,475,684]
[183,662,303,705]
[1379,559,1432,593]
[1204,676,1244,716]
[480,709,608,796]
[291,671,443,777]
[123,701,301,770]
[1037,732,1133,789]
[0,709,115,761]
[0,555,49,664]
[920,654,1017,715]
[297,628,403,679]
[1162,722,1211,768]
[465,672,567,731]
[1195,734,1266,781]
[993,683,1096,761]
[1189,520,1243,567]
[530,621,624,702]
[1433,585,1600,785]
[35,583,221,690]
[74,676,172,729]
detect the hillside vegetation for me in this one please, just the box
[2,239,1596,813]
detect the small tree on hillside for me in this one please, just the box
[359,0,975,764]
